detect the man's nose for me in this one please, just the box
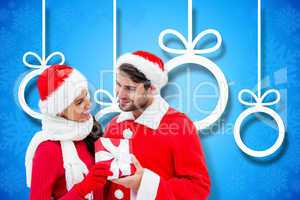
[117,87,128,99]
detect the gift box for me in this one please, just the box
[95,137,135,180]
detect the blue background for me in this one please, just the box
[1,0,300,199]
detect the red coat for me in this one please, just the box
[29,140,103,200]
[103,96,210,200]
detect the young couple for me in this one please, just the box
[26,51,211,200]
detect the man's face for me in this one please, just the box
[116,70,151,112]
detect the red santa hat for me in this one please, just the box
[116,51,168,90]
[37,65,88,115]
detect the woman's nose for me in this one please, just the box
[84,98,91,110]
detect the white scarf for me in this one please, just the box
[25,114,93,193]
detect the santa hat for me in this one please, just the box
[37,65,88,115]
[116,51,168,90]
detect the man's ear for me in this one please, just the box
[149,85,158,95]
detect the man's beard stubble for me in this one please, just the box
[118,96,150,112]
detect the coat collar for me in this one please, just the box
[116,95,169,130]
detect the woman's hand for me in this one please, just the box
[74,162,112,197]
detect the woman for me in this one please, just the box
[25,65,112,200]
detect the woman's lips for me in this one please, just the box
[82,110,90,115]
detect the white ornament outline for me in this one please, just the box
[18,4,95,198]
[18,0,65,120]
[94,0,229,131]
[94,0,121,121]
[158,0,228,130]
[233,0,286,158]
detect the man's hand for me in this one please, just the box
[112,154,144,191]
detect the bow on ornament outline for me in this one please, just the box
[158,0,222,58]
[158,28,222,57]
[238,89,280,107]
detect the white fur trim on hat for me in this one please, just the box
[117,53,168,90]
[39,69,88,115]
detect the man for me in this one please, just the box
[103,51,210,200]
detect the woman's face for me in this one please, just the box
[59,89,91,122]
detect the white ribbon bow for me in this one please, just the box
[238,89,281,107]
[94,89,117,107]
[94,89,120,121]
[23,51,65,69]
[96,138,132,180]
[158,28,222,55]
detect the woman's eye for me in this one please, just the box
[76,100,83,105]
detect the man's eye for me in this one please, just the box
[128,87,136,91]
